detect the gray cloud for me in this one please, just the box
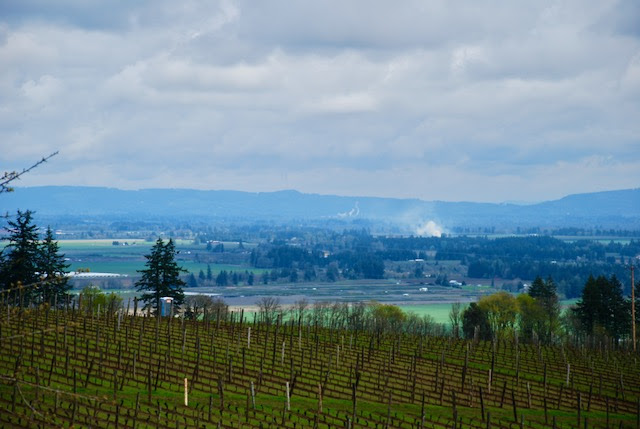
[1,0,639,203]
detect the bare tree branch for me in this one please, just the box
[1,151,59,194]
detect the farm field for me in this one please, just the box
[397,304,454,324]
[0,303,638,428]
[55,239,263,277]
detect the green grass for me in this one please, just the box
[560,298,579,307]
[60,239,266,276]
[398,303,462,324]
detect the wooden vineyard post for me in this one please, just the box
[452,390,458,428]
[558,384,564,409]
[217,375,224,411]
[245,390,250,423]
[479,386,485,421]
[318,383,323,413]
[511,389,518,423]
[147,368,152,403]
[576,391,582,427]
[462,347,468,390]
[351,382,357,422]
[247,327,251,349]
[488,369,492,393]
[386,391,392,429]
[420,390,426,428]
[566,363,570,387]
[184,377,189,406]
[515,339,520,384]
[208,395,213,421]
[286,381,291,411]
[11,383,16,413]
[35,367,40,403]
[250,381,256,409]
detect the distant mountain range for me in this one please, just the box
[2,186,639,232]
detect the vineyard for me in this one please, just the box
[0,302,639,428]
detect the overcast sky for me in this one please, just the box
[1,0,639,203]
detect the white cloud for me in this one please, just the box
[0,0,639,203]
[21,74,62,105]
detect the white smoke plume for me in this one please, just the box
[337,202,360,218]
[416,220,443,237]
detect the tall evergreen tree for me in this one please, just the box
[136,238,186,315]
[216,270,228,286]
[38,227,71,306]
[0,210,42,305]
[574,275,629,340]
[462,302,491,340]
[528,275,560,343]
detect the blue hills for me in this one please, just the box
[2,186,639,230]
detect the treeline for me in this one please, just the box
[249,243,385,280]
[458,274,640,346]
[241,232,638,297]
[467,259,629,298]
[183,294,446,337]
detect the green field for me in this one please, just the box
[57,239,265,276]
[398,303,459,324]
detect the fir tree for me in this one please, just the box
[574,275,629,339]
[0,210,42,305]
[216,270,228,286]
[187,273,198,288]
[528,275,560,343]
[462,302,491,340]
[136,238,186,315]
[38,227,71,306]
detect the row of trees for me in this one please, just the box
[0,210,71,306]
[250,244,385,280]
[457,274,637,344]
[251,296,443,336]
[573,274,636,340]
[454,276,560,343]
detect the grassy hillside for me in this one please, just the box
[0,304,638,428]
